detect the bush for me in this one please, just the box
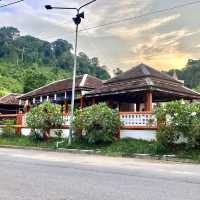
[1,119,16,137]
[155,101,200,148]
[26,102,64,141]
[102,139,169,156]
[29,129,43,142]
[73,103,122,144]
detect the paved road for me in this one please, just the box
[0,148,200,200]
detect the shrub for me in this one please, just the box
[26,102,64,141]
[29,129,43,142]
[102,139,169,156]
[73,103,122,144]
[1,119,16,137]
[54,129,63,140]
[155,101,200,148]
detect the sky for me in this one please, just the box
[1,0,200,74]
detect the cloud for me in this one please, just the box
[119,28,200,71]
[108,14,181,39]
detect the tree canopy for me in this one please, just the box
[0,26,110,95]
[167,59,200,89]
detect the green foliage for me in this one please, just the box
[54,129,63,140]
[0,26,110,94]
[23,67,48,93]
[26,102,63,141]
[73,103,121,144]
[0,135,59,148]
[29,130,43,142]
[168,59,200,89]
[1,119,16,137]
[102,139,169,156]
[194,85,200,93]
[155,101,200,148]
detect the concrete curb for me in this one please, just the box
[0,145,101,155]
[0,145,199,164]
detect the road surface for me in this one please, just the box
[0,148,200,200]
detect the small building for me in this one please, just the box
[0,93,22,114]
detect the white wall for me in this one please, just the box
[1,127,156,141]
[120,129,156,141]
[21,128,69,138]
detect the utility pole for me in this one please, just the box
[45,0,96,145]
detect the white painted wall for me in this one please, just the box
[21,128,69,138]
[120,129,156,141]
[1,127,156,141]
[21,128,31,136]
[50,129,69,138]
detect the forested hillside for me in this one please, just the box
[0,27,110,96]
[1,26,200,96]
[167,59,200,92]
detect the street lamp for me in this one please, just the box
[45,0,96,145]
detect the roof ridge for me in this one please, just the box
[106,63,182,84]
[79,74,88,87]
[141,65,151,76]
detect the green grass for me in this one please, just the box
[0,136,199,162]
[0,136,57,149]
[101,139,171,156]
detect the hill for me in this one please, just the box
[0,27,110,95]
[167,59,200,92]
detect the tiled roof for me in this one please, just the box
[0,94,21,105]
[106,63,180,84]
[87,64,200,99]
[20,74,103,99]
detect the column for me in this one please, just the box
[92,97,96,105]
[136,103,140,112]
[16,113,24,135]
[80,96,84,109]
[145,91,152,112]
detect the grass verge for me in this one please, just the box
[0,136,199,162]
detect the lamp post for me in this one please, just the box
[45,0,96,144]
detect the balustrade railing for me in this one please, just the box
[0,112,157,129]
[63,114,71,126]
[119,112,157,128]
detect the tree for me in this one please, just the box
[155,101,200,148]
[113,68,123,76]
[0,26,111,95]
[23,67,48,93]
[52,39,73,58]
[194,85,200,93]
[73,103,121,144]
[26,102,63,141]
[167,59,200,88]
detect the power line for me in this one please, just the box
[0,0,24,8]
[79,0,200,32]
